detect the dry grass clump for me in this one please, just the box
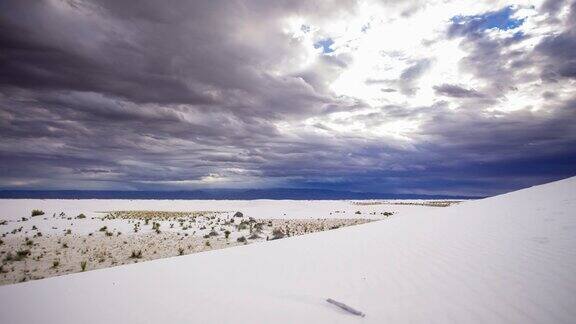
[272,228,285,240]
[31,209,45,217]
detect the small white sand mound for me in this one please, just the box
[0,177,575,323]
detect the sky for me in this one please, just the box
[0,0,575,196]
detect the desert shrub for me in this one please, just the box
[13,250,30,261]
[205,241,211,247]
[152,222,161,234]
[25,238,34,246]
[248,233,261,240]
[130,250,142,259]
[32,225,38,230]
[178,248,184,255]
[355,211,361,214]
[224,230,231,239]
[76,214,86,219]
[21,217,28,222]
[66,229,72,235]
[105,231,113,237]
[209,229,218,237]
[81,261,87,271]
[62,243,68,248]
[272,228,285,240]
[52,260,60,268]
[234,211,243,218]
[99,226,107,232]
[31,209,45,217]
[237,236,247,243]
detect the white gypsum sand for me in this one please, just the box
[0,177,574,323]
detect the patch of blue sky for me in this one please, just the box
[314,38,335,54]
[451,6,525,33]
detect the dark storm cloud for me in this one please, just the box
[0,0,575,196]
[536,2,576,80]
[542,0,567,13]
[398,58,432,95]
[433,84,484,98]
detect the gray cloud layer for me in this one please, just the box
[0,0,575,196]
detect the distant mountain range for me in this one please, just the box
[0,189,481,200]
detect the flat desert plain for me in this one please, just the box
[0,199,454,285]
[0,178,574,323]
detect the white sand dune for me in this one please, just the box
[0,177,575,323]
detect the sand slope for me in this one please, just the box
[0,177,575,323]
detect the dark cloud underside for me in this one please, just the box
[0,0,575,196]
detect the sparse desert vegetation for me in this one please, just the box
[0,209,377,285]
[353,200,462,207]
